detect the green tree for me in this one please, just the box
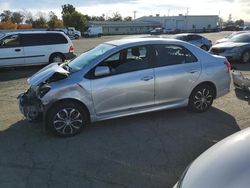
[108,12,122,21]
[48,11,64,28]
[11,12,24,24]
[63,11,87,31]
[32,16,48,28]
[124,16,132,21]
[0,10,12,22]
[61,4,87,31]
[61,4,75,15]
[235,19,244,27]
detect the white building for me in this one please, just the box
[136,15,219,32]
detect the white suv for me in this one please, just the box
[0,31,76,68]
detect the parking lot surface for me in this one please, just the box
[0,32,250,188]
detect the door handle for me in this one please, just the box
[141,76,153,81]
[15,49,21,52]
[188,70,199,74]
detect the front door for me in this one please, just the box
[0,34,25,67]
[90,45,155,115]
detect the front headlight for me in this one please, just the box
[38,84,51,98]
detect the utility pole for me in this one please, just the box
[186,8,189,16]
[133,10,137,20]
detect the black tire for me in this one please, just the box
[74,35,80,39]
[97,33,102,37]
[241,50,250,63]
[201,45,208,51]
[47,102,89,137]
[188,84,215,112]
[49,53,65,63]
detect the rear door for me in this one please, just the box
[0,34,25,67]
[153,44,201,104]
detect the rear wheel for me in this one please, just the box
[47,102,89,137]
[49,53,65,63]
[188,85,215,112]
[241,51,250,63]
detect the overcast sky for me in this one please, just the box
[0,0,249,21]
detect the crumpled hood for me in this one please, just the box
[212,41,247,48]
[27,63,69,86]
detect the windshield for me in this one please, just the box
[68,43,115,72]
[230,34,250,43]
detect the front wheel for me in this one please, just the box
[47,102,88,137]
[241,51,250,63]
[188,85,215,112]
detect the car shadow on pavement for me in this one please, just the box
[0,107,240,188]
[0,66,44,82]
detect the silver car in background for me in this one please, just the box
[210,33,250,63]
[18,38,231,136]
[171,33,212,51]
[215,31,250,44]
[173,128,250,188]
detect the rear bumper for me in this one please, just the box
[63,52,76,60]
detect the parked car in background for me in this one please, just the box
[48,27,81,39]
[171,33,212,51]
[0,31,76,68]
[215,31,250,44]
[18,38,231,136]
[83,26,103,37]
[210,33,250,63]
[232,71,250,104]
[150,28,177,35]
[173,127,250,188]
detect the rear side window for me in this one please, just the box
[154,44,197,67]
[188,35,202,41]
[21,33,68,46]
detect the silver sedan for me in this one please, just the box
[18,38,231,136]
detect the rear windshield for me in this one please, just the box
[21,33,68,46]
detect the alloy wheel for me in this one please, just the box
[193,88,213,111]
[53,108,83,135]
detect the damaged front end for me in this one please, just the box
[18,87,44,121]
[232,71,250,104]
[17,63,70,121]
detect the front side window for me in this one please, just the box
[0,34,20,48]
[154,44,197,67]
[68,43,116,72]
[94,46,150,77]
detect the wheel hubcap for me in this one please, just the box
[242,52,250,63]
[194,88,213,111]
[53,108,83,135]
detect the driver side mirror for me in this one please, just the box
[94,66,111,77]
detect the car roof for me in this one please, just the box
[2,31,65,36]
[105,37,183,46]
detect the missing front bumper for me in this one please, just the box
[17,91,43,121]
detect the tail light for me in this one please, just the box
[69,45,74,53]
[224,60,231,72]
